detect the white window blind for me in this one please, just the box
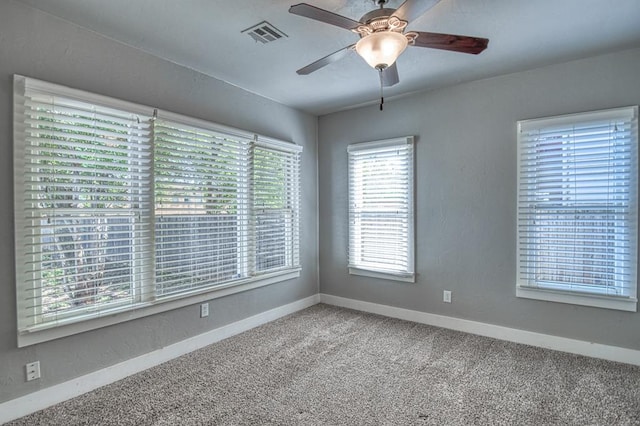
[252,140,302,274]
[517,106,638,311]
[348,137,415,282]
[152,118,302,296]
[14,76,153,332]
[153,117,252,297]
[14,76,303,345]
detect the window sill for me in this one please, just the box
[349,267,415,283]
[18,269,301,347]
[516,285,637,312]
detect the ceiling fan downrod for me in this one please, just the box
[375,0,388,9]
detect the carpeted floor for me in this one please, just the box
[8,304,640,425]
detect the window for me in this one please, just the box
[14,76,302,346]
[348,137,415,282]
[517,106,638,311]
[253,144,301,273]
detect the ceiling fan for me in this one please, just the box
[289,0,489,93]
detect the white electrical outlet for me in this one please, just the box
[26,361,40,381]
[200,303,209,318]
[443,290,452,303]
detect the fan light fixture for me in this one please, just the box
[289,0,490,111]
[355,31,408,69]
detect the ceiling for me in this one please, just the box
[15,0,640,115]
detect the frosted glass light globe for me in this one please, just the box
[355,31,408,69]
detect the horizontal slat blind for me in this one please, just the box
[153,118,251,296]
[348,137,414,277]
[15,76,304,342]
[517,106,638,299]
[252,140,302,274]
[15,78,152,331]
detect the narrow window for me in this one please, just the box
[348,137,415,282]
[253,142,302,274]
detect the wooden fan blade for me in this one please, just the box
[382,63,400,87]
[296,45,355,75]
[412,31,489,54]
[289,3,361,30]
[392,0,441,23]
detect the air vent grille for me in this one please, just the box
[242,21,288,44]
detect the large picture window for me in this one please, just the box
[14,76,302,345]
[347,137,415,282]
[517,106,638,311]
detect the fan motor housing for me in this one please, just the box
[354,8,414,43]
[359,8,395,24]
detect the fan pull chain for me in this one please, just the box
[378,67,384,111]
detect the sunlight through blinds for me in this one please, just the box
[14,77,153,331]
[348,137,414,280]
[153,117,252,297]
[517,106,638,304]
[252,140,302,274]
[14,76,304,342]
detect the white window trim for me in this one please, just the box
[516,106,638,312]
[516,284,637,312]
[347,136,415,283]
[348,267,415,283]
[18,269,300,347]
[14,75,303,347]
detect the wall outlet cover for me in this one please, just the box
[26,361,40,381]
[200,303,209,318]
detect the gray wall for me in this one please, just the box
[318,48,640,351]
[0,0,317,403]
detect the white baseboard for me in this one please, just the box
[320,293,640,367]
[5,292,638,423]
[0,294,320,424]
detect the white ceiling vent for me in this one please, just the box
[242,21,288,44]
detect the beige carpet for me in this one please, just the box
[8,304,640,425]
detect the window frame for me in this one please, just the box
[347,136,415,283]
[14,75,302,347]
[516,106,638,312]
[251,139,302,275]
